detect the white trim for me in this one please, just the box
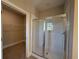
[26,12,31,57]
[2,0,26,15]
[3,40,25,49]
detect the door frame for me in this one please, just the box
[1,0,32,58]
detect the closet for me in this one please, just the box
[2,3,26,59]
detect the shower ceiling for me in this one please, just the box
[32,0,65,11]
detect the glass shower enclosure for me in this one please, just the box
[32,20,45,57]
[32,17,66,59]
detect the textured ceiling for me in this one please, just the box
[32,0,65,11]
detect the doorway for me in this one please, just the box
[32,16,66,59]
[2,3,26,59]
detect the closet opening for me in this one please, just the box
[2,2,26,59]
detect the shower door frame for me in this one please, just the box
[32,18,67,59]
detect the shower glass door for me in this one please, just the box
[32,17,65,59]
[45,18,65,59]
[32,20,45,57]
